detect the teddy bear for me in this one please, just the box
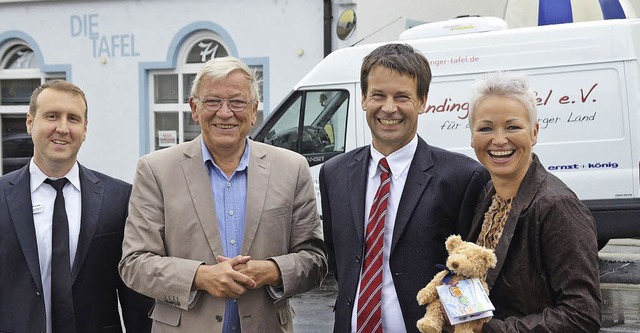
[416,235,497,333]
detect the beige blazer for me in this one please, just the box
[119,136,327,332]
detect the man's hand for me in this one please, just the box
[218,256,283,289]
[192,255,256,298]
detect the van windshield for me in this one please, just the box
[253,90,349,166]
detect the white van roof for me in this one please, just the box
[399,16,508,40]
[296,19,640,89]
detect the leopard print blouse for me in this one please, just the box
[476,194,513,251]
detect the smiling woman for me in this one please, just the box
[465,72,602,333]
[470,94,537,197]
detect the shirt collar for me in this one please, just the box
[30,158,81,193]
[200,137,251,174]
[369,135,418,180]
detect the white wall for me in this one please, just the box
[0,0,324,182]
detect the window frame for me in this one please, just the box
[0,40,65,174]
[148,31,255,151]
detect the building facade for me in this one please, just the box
[1,0,638,181]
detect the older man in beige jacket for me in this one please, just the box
[119,56,327,332]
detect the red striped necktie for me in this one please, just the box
[357,157,390,333]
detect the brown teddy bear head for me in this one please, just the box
[444,235,497,279]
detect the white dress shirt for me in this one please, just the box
[30,159,82,333]
[351,135,418,332]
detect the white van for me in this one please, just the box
[252,17,640,247]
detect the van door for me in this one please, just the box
[420,64,634,200]
[254,89,351,166]
[253,86,356,206]
[530,64,634,200]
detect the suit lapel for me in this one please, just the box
[6,166,43,291]
[484,157,545,289]
[348,148,369,244]
[243,141,269,254]
[468,184,493,243]
[469,182,523,290]
[391,138,433,252]
[485,202,520,289]
[182,137,224,258]
[73,165,103,283]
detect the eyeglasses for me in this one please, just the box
[195,97,252,112]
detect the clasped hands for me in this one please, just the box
[193,255,282,299]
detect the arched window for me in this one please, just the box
[149,31,263,151]
[1,44,38,69]
[0,39,64,174]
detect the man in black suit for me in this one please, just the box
[0,80,152,332]
[320,44,490,332]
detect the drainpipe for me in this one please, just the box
[324,0,332,57]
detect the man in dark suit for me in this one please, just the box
[320,44,490,332]
[0,80,152,333]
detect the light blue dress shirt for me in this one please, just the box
[201,139,249,333]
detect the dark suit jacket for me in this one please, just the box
[0,163,153,333]
[320,137,489,333]
[467,155,601,332]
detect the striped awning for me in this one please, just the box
[505,0,639,28]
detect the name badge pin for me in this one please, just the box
[33,203,44,214]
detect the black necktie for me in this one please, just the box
[44,178,76,333]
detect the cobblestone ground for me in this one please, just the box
[292,272,337,332]
[292,239,640,333]
[599,239,640,332]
